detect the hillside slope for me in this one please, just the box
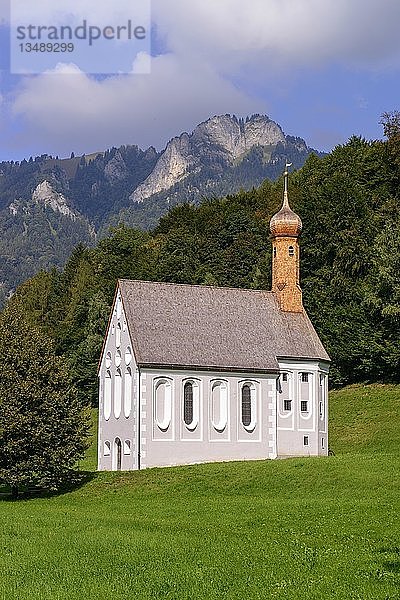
[329,384,400,455]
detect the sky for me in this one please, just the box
[0,0,399,162]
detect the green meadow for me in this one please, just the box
[1,384,399,600]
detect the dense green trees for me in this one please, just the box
[0,304,90,497]
[5,127,400,397]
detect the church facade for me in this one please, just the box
[97,169,330,471]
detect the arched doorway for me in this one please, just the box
[114,438,122,471]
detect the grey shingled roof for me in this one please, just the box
[119,280,330,372]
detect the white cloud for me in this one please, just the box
[11,55,261,157]
[153,0,400,69]
[6,0,400,158]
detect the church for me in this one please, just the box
[97,166,330,471]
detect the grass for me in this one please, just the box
[1,384,399,600]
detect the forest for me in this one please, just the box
[7,113,400,404]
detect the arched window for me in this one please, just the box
[104,441,111,456]
[241,382,257,431]
[104,371,112,421]
[116,323,121,348]
[114,369,122,419]
[288,246,294,257]
[116,298,122,319]
[125,346,132,365]
[184,382,194,426]
[124,368,132,418]
[211,381,228,432]
[241,384,252,427]
[154,378,172,431]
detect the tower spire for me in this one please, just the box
[269,163,303,313]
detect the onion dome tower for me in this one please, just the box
[270,162,303,313]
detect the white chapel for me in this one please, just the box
[97,167,330,471]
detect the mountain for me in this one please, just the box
[131,114,294,203]
[0,114,321,304]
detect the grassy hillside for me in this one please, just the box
[329,384,400,455]
[1,385,399,600]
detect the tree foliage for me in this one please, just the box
[0,304,90,496]
[6,121,400,394]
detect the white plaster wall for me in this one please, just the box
[139,369,278,469]
[98,291,139,471]
[276,359,329,457]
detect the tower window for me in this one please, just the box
[273,247,277,258]
[301,373,309,383]
[288,246,294,257]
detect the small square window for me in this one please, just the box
[282,373,288,382]
[284,399,292,411]
[301,373,309,383]
[301,401,308,412]
[304,436,309,446]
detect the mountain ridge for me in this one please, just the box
[0,113,322,304]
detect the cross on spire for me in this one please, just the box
[283,160,292,200]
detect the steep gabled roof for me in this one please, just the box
[119,280,330,372]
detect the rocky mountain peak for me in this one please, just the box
[192,114,285,159]
[131,114,292,203]
[32,180,78,221]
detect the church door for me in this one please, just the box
[114,438,122,471]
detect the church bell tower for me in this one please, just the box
[270,163,303,313]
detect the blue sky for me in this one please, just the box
[0,0,399,162]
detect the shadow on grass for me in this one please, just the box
[373,546,400,584]
[0,470,98,501]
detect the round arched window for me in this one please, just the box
[154,379,172,431]
[125,346,132,365]
[241,384,252,428]
[184,382,194,426]
[241,383,257,431]
[211,381,228,432]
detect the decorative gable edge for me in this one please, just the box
[97,282,140,375]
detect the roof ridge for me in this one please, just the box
[119,278,276,295]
